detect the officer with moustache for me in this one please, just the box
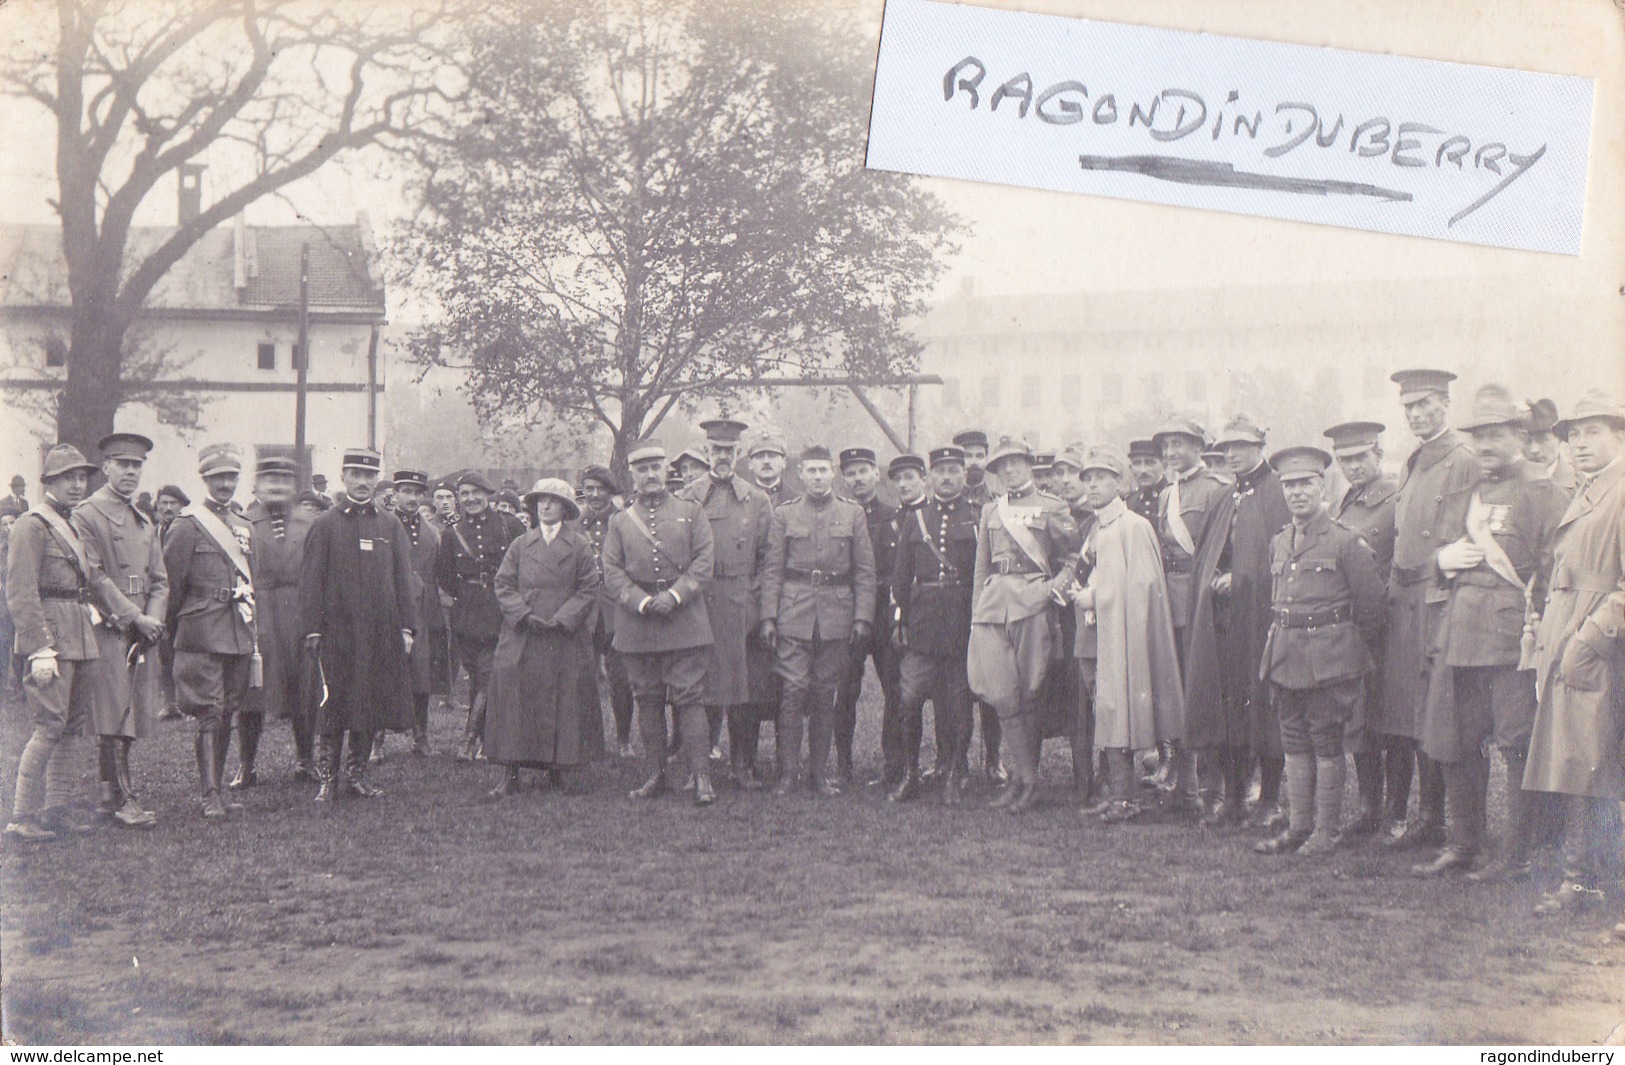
[891,446,982,803]
[952,427,1005,782]
[834,446,900,786]
[746,432,795,508]
[602,440,717,806]
[1413,386,1567,880]
[164,443,257,819]
[233,455,314,785]
[684,419,774,789]
[72,432,168,828]
[1127,439,1167,525]
[1323,421,1401,836]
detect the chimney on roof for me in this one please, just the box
[178,163,205,225]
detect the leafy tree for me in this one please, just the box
[4,0,464,456]
[396,0,961,474]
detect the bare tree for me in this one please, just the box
[395,0,962,473]
[3,0,466,456]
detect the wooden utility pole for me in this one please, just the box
[293,243,310,489]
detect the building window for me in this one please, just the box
[1020,375,1041,408]
[1060,375,1081,406]
[43,338,67,367]
[257,342,276,370]
[1101,372,1123,406]
[1186,371,1207,403]
[943,377,961,408]
[980,375,1000,409]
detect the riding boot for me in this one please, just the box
[96,736,122,817]
[630,700,669,798]
[230,712,262,789]
[460,692,487,761]
[774,702,807,797]
[1417,750,1447,831]
[292,717,317,780]
[1382,735,1415,828]
[112,739,156,826]
[808,700,839,797]
[980,705,1005,782]
[197,727,227,819]
[1472,748,1537,881]
[313,733,337,803]
[213,718,244,811]
[890,709,924,803]
[344,731,384,797]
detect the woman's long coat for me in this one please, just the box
[484,525,604,767]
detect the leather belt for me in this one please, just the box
[633,578,675,594]
[992,557,1043,576]
[39,586,89,602]
[918,579,968,588]
[1273,604,1352,629]
[1392,566,1428,585]
[1162,557,1193,575]
[784,567,849,586]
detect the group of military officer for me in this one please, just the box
[5,374,1625,927]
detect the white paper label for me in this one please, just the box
[866,0,1593,254]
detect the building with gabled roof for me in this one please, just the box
[1,209,390,495]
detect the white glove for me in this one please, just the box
[29,655,59,687]
[1436,540,1485,575]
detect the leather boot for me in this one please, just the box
[313,734,337,803]
[96,737,122,818]
[230,712,262,789]
[694,772,717,807]
[484,765,522,802]
[412,693,434,756]
[292,718,317,781]
[890,709,924,803]
[460,692,487,761]
[343,731,384,797]
[1470,750,1535,883]
[198,728,227,819]
[113,740,156,827]
[212,720,244,811]
[629,770,667,799]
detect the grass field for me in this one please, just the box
[1,681,1622,1045]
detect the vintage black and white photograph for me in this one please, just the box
[0,0,1622,1046]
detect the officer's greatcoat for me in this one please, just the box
[684,476,772,705]
[241,499,312,719]
[1524,458,1625,798]
[73,485,167,737]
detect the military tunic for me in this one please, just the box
[241,499,313,719]
[435,507,525,697]
[1128,478,1167,526]
[1261,510,1387,756]
[967,482,1079,718]
[601,489,715,701]
[164,500,257,726]
[1380,429,1478,738]
[72,485,167,738]
[892,491,980,775]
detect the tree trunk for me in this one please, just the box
[56,308,127,459]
